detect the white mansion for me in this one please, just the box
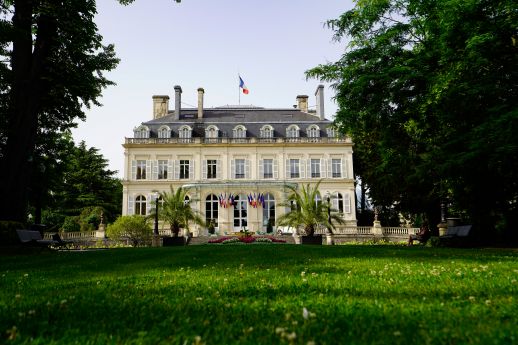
[122,85,357,235]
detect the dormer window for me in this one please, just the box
[157,125,171,139]
[286,125,300,138]
[326,127,337,138]
[134,125,150,138]
[178,125,192,139]
[205,125,219,139]
[233,125,247,138]
[260,125,274,138]
[307,125,320,138]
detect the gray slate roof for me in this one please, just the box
[140,107,334,138]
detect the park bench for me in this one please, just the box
[16,229,57,249]
[439,225,473,246]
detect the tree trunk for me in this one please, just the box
[0,1,56,223]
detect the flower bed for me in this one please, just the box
[208,236,286,244]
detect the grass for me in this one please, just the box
[1,245,517,345]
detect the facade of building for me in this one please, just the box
[122,85,356,235]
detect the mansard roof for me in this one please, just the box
[139,107,332,138]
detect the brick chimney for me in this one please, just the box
[296,95,308,113]
[152,95,169,119]
[315,85,325,120]
[197,88,204,119]
[174,85,182,120]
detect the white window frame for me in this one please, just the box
[157,125,171,139]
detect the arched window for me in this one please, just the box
[262,193,275,232]
[233,125,247,138]
[135,195,147,215]
[205,194,219,227]
[233,194,248,230]
[326,127,337,138]
[332,192,344,213]
[307,125,320,138]
[157,125,171,138]
[260,125,274,139]
[286,125,299,139]
[179,125,192,139]
[134,125,150,139]
[205,125,219,139]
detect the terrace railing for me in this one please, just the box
[126,137,351,145]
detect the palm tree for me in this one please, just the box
[277,181,344,236]
[150,186,204,237]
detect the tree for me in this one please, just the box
[151,186,204,237]
[277,181,344,236]
[307,0,518,240]
[0,0,120,223]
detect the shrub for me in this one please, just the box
[62,216,81,232]
[106,215,152,247]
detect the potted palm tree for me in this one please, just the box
[150,186,204,246]
[277,181,344,245]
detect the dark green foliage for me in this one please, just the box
[0,221,24,245]
[61,216,80,233]
[307,0,518,240]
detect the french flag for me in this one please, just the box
[239,76,249,94]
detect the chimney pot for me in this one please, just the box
[315,85,325,120]
[174,85,182,120]
[197,88,204,119]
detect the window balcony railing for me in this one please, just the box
[125,137,351,145]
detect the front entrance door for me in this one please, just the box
[233,194,248,231]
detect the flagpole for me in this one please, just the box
[238,74,241,105]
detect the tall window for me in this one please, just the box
[332,159,342,178]
[207,160,217,179]
[205,194,219,227]
[180,160,190,179]
[262,193,275,230]
[235,159,245,179]
[158,160,168,179]
[263,159,273,178]
[233,194,247,229]
[290,159,300,178]
[135,195,146,215]
[310,159,321,178]
[136,160,146,180]
[333,193,344,213]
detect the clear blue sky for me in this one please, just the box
[73,0,354,176]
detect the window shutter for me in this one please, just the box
[174,160,180,179]
[146,194,152,216]
[273,159,278,179]
[202,160,207,179]
[344,194,351,214]
[285,159,290,179]
[152,160,158,180]
[128,195,134,215]
[342,158,347,179]
[320,158,326,178]
[259,160,264,178]
[307,159,311,178]
[216,160,222,179]
[300,159,306,178]
[167,160,173,180]
[245,159,250,179]
[327,159,332,178]
[231,160,235,179]
[131,161,137,180]
[189,160,195,180]
[146,160,151,180]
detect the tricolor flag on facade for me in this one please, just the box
[239,76,249,94]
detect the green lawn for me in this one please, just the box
[1,245,517,344]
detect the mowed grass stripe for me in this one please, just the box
[1,245,517,344]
